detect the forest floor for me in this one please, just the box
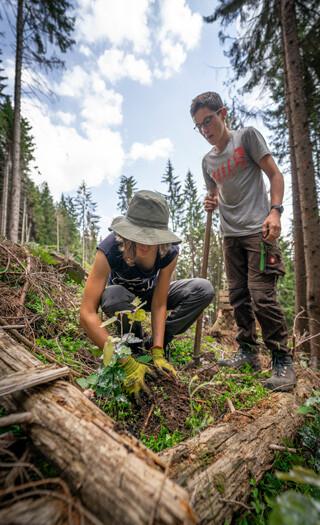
[0,240,319,525]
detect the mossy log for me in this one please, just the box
[160,370,320,524]
[0,331,196,525]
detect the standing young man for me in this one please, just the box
[190,91,296,391]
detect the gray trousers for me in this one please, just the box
[101,278,214,347]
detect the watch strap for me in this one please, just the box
[270,204,284,214]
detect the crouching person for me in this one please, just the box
[80,190,214,398]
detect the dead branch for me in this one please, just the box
[0,366,70,396]
[0,412,32,427]
[18,255,32,306]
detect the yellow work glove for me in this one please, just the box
[103,336,116,366]
[151,347,177,376]
[121,356,153,398]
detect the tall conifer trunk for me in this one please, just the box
[9,0,24,242]
[0,154,10,237]
[281,0,320,367]
[281,22,309,352]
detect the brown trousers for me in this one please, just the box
[223,233,289,354]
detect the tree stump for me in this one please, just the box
[210,289,236,337]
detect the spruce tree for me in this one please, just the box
[75,181,100,267]
[56,194,80,256]
[161,159,183,232]
[180,170,204,277]
[4,0,75,242]
[117,175,137,214]
[37,182,56,246]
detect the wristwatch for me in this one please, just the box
[270,204,284,215]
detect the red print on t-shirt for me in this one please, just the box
[211,146,247,184]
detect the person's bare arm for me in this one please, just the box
[80,250,111,349]
[259,154,284,241]
[151,256,177,348]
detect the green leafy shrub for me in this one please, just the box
[140,426,183,452]
[214,366,268,411]
[169,337,194,365]
[236,392,320,525]
[269,468,320,525]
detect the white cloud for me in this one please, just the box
[79,44,92,57]
[81,89,123,130]
[77,0,151,53]
[128,138,173,161]
[55,65,89,97]
[54,67,124,130]
[56,111,75,126]
[159,40,186,76]
[159,0,203,50]
[22,100,125,199]
[98,48,152,85]
[157,0,202,77]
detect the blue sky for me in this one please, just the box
[1,0,292,237]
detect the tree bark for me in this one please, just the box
[21,195,27,244]
[281,30,309,352]
[0,331,196,525]
[160,371,319,524]
[281,0,320,367]
[0,154,10,238]
[8,0,24,242]
[0,365,69,396]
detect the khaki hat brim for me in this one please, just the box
[110,216,181,245]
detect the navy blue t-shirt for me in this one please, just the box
[98,233,179,296]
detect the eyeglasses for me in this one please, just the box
[193,109,223,133]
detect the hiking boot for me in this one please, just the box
[217,347,261,371]
[264,352,296,392]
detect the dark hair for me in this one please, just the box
[190,92,224,117]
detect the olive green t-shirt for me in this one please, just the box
[202,126,271,237]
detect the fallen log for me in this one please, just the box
[0,365,70,396]
[0,331,196,525]
[49,251,88,283]
[160,369,320,524]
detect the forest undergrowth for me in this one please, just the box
[0,240,319,525]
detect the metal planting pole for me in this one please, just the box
[193,210,212,365]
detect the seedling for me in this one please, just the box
[77,297,150,416]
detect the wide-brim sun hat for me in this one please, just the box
[109,190,181,245]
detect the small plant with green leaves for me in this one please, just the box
[236,392,320,525]
[77,297,151,416]
[185,374,215,435]
[140,426,183,452]
[169,337,194,366]
[213,366,268,412]
[269,467,320,525]
[297,391,320,472]
[27,243,59,266]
